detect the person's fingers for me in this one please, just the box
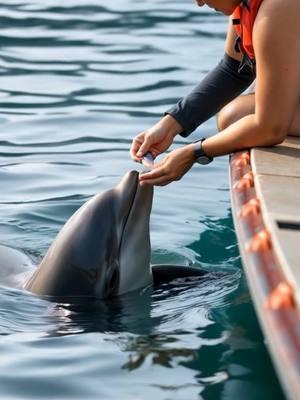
[139,163,174,186]
[136,134,154,157]
[130,143,141,162]
[140,174,172,187]
[140,171,172,186]
[130,133,144,162]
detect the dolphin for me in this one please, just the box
[2,170,207,301]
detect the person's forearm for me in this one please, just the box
[166,54,255,137]
[202,114,286,157]
[158,114,184,138]
[138,114,287,187]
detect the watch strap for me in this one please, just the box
[193,138,213,162]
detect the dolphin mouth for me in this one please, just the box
[119,170,140,240]
[102,171,140,298]
[117,169,152,252]
[116,170,153,295]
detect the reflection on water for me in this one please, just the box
[0,1,285,399]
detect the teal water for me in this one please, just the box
[0,1,285,399]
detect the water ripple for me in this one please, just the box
[0,1,285,399]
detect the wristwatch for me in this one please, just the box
[193,138,214,165]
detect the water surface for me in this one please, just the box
[0,1,285,399]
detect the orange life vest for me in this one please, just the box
[232,0,264,71]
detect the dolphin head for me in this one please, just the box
[113,170,154,295]
[25,170,154,300]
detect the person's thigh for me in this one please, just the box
[217,94,300,137]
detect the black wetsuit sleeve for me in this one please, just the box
[165,53,255,137]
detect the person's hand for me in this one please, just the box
[130,115,183,163]
[139,144,195,186]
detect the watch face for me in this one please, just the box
[193,139,213,165]
[196,156,212,165]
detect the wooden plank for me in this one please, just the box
[254,174,300,304]
[275,228,300,299]
[230,151,300,400]
[254,174,300,221]
[252,137,300,178]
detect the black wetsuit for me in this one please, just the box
[165,53,255,137]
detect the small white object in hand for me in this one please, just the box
[142,152,154,170]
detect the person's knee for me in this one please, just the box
[217,95,255,131]
[217,102,239,131]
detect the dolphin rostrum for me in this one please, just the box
[7,170,206,301]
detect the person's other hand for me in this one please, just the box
[130,115,183,163]
[139,144,195,186]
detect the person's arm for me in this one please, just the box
[166,53,255,137]
[202,0,300,157]
[166,20,253,137]
[130,20,251,162]
[139,0,300,186]
[131,51,254,162]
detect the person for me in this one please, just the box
[130,0,300,186]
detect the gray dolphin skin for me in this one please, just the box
[25,170,154,299]
[22,170,207,301]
